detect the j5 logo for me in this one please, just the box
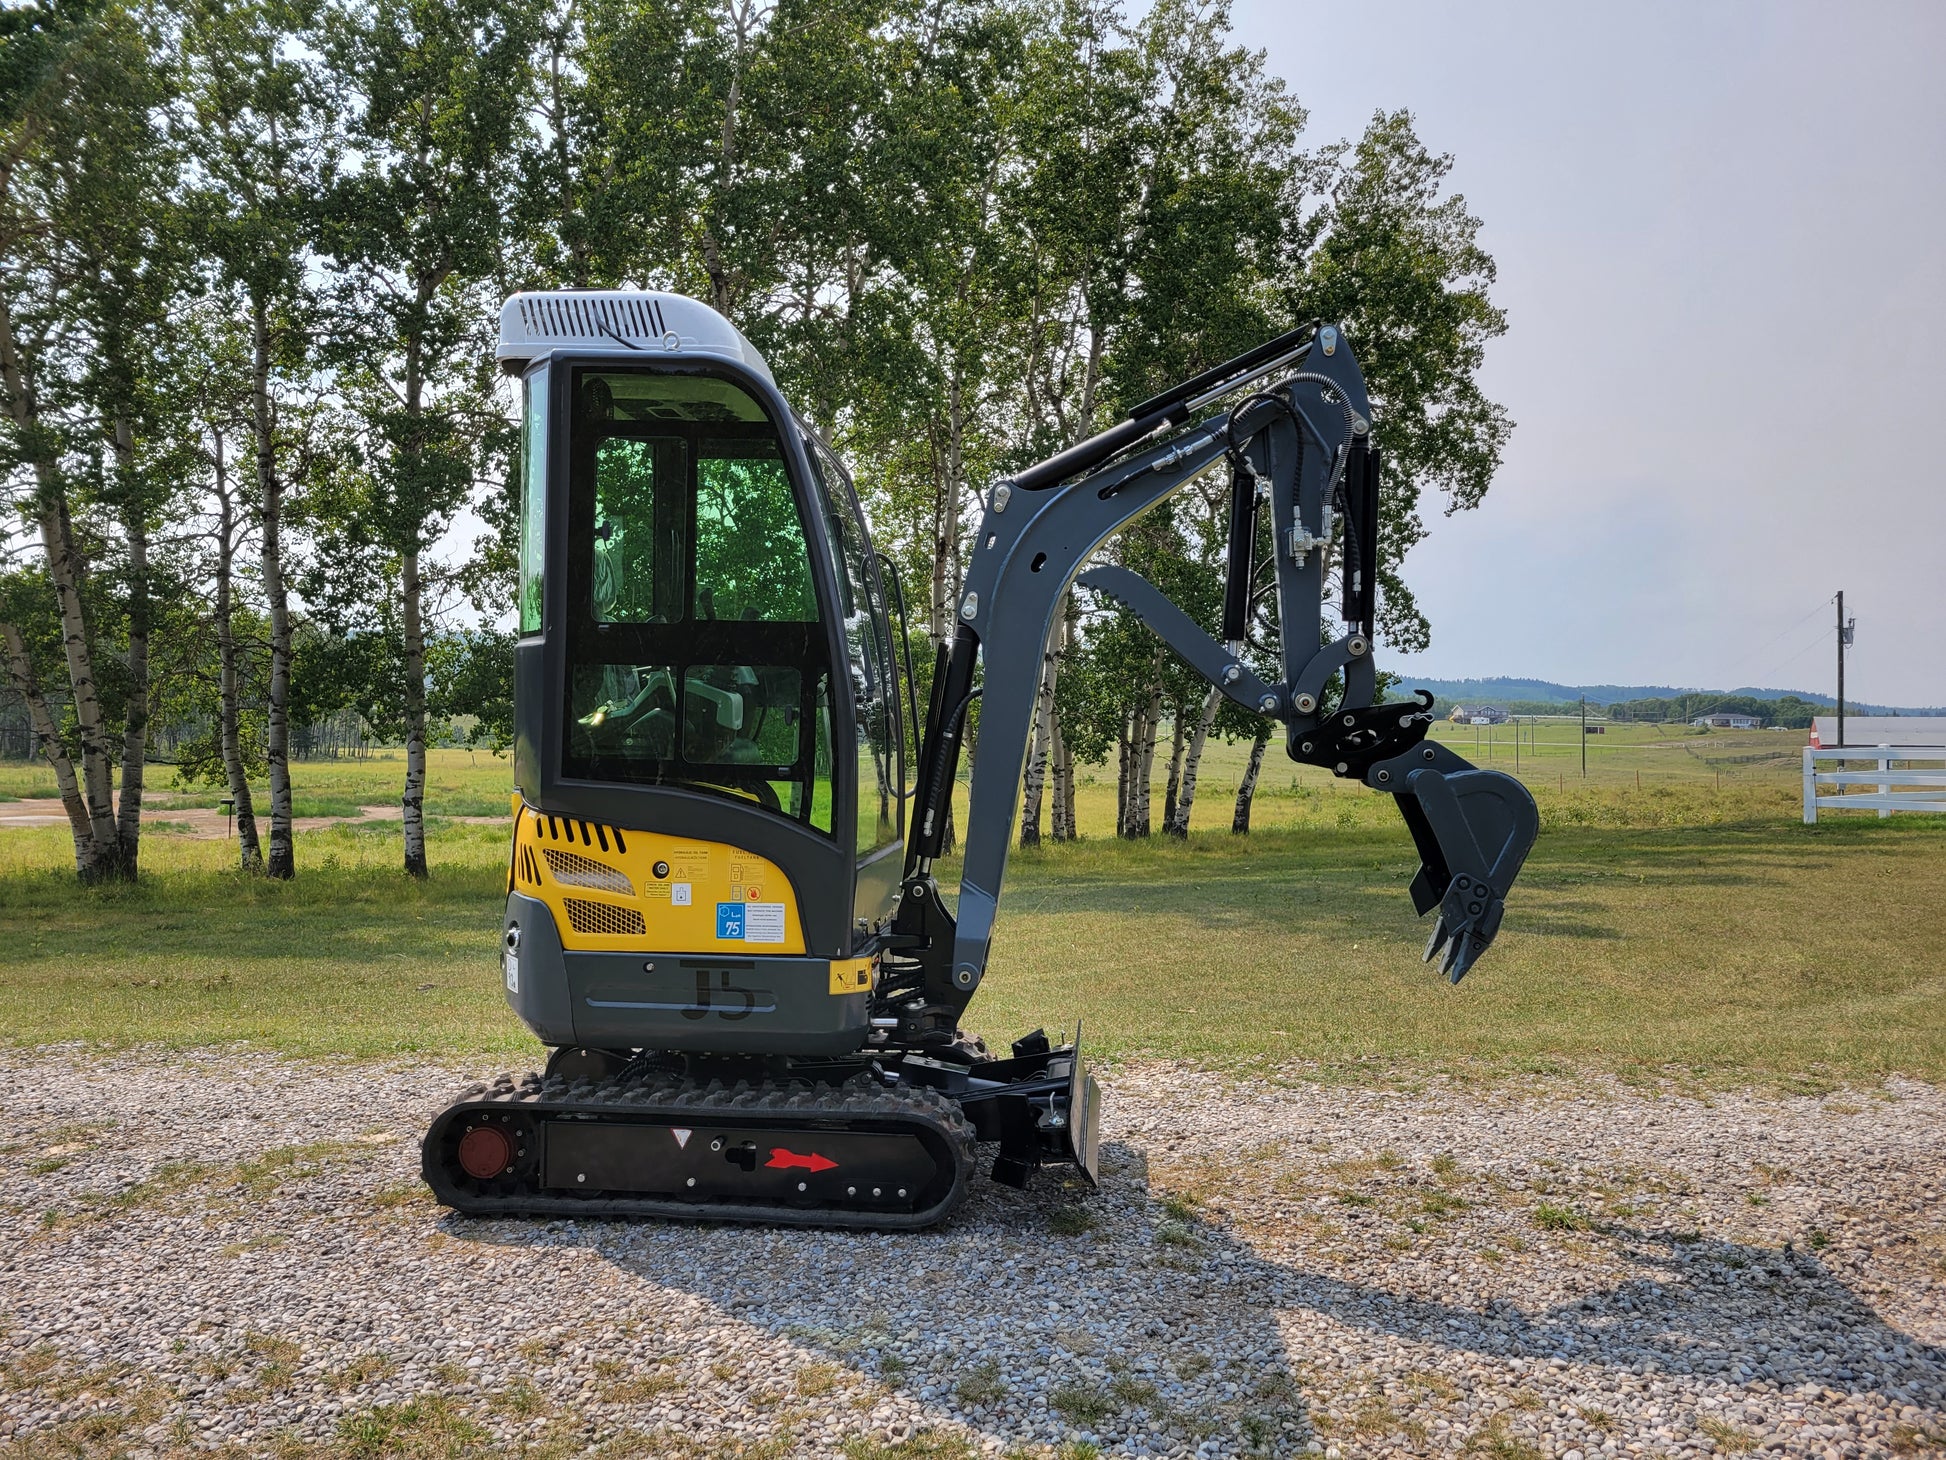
[681,969,760,1021]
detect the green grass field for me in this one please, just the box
[0,731,1940,1084]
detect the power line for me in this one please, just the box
[1729,596,1834,673]
[1664,598,1841,725]
[1644,622,1835,727]
[1753,626,1835,687]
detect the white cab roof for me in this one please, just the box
[497,290,774,384]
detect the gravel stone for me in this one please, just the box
[1,1047,1941,1457]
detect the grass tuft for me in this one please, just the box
[795,1362,843,1398]
[1157,1192,1201,1222]
[1463,1414,1546,1459]
[840,1432,978,1460]
[1049,1381,1117,1426]
[328,1352,398,1392]
[335,1394,492,1459]
[486,1380,548,1418]
[954,1358,1006,1407]
[1532,1202,1591,1232]
[1699,1415,1759,1452]
[606,1369,684,1403]
[1047,1204,1096,1236]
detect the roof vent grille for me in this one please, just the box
[519,293,667,343]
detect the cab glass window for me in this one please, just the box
[807,435,900,853]
[562,368,830,831]
[518,369,547,634]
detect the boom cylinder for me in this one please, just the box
[907,628,979,867]
[1220,456,1258,646]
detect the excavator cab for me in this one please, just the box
[498,295,905,1062]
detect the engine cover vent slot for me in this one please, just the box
[562,898,647,937]
[542,849,632,896]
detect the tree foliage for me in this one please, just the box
[0,0,1512,879]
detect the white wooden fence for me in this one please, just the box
[1802,744,1946,823]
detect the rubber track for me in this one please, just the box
[422,1072,977,1230]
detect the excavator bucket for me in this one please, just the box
[1382,752,1538,982]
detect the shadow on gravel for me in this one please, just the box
[453,1139,1946,1455]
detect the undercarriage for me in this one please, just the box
[424,1031,1099,1228]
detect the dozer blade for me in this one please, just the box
[1055,1022,1102,1185]
[1370,744,1538,982]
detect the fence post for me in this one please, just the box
[1878,744,1891,820]
[1803,746,1817,824]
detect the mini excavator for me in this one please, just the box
[422,291,1538,1228]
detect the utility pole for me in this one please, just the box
[1836,591,1856,747]
[1580,695,1587,778]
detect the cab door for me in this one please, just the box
[803,431,906,930]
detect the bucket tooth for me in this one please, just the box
[1422,915,1451,965]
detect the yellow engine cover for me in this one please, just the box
[509,799,807,955]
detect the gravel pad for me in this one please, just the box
[2,1049,1942,1458]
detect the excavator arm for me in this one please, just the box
[887,323,1538,1045]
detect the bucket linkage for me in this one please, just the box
[1292,691,1539,981]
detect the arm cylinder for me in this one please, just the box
[1339,438,1381,634]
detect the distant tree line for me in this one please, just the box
[1,0,1509,883]
[1605,694,1819,728]
[1428,697,1608,721]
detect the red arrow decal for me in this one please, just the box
[765,1147,838,1173]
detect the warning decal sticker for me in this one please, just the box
[765,1148,837,1173]
[829,960,872,995]
[744,902,786,944]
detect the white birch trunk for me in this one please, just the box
[1018,604,1062,846]
[1126,659,1163,837]
[1115,713,1131,835]
[111,410,148,876]
[39,493,120,876]
[254,300,295,879]
[1161,710,1186,832]
[2,624,93,866]
[212,432,262,870]
[402,547,429,877]
[1168,686,1223,837]
[1233,728,1270,834]
[0,278,112,876]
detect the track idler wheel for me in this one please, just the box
[457,1124,514,1179]
[434,1107,538,1196]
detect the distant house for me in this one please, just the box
[1460,705,1509,726]
[1693,713,1761,730]
[1811,715,1946,747]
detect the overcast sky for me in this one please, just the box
[1230,0,1945,705]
